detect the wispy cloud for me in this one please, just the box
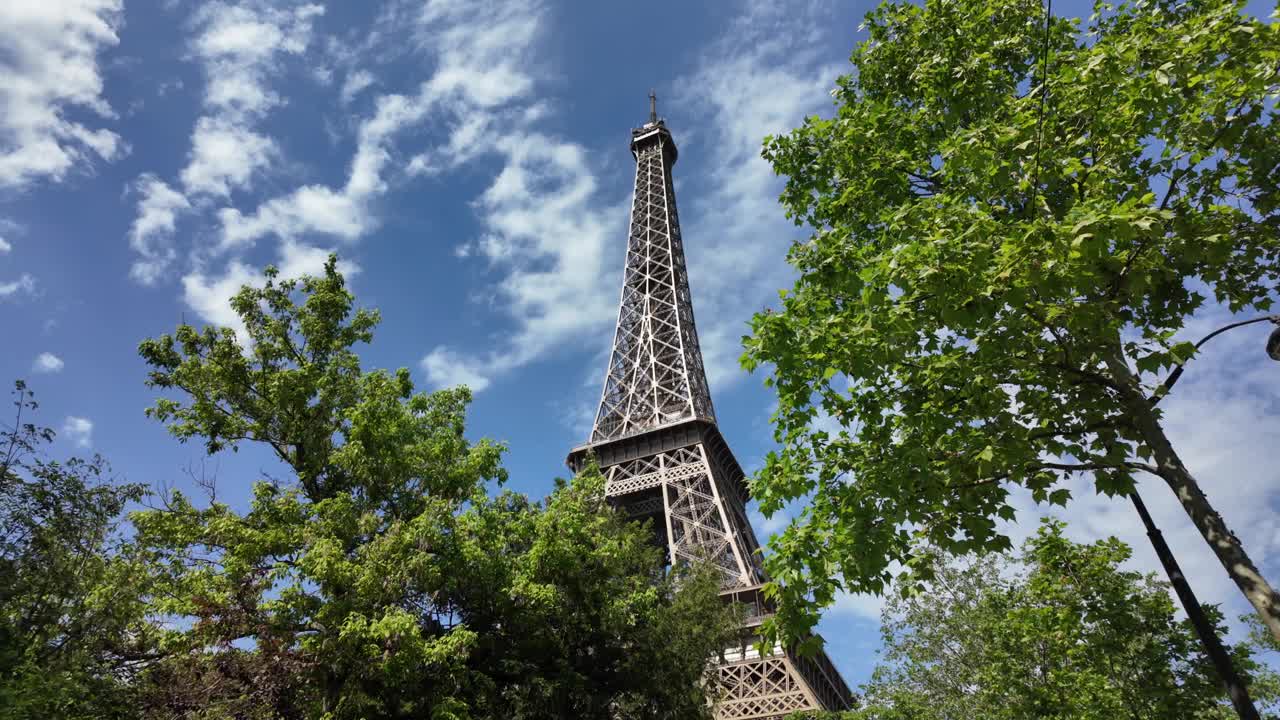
[293,0,626,394]
[673,0,840,390]
[340,70,375,104]
[422,0,840,401]
[420,348,493,393]
[120,0,839,406]
[0,273,36,299]
[220,0,544,254]
[128,0,569,341]
[179,2,321,201]
[0,1,125,189]
[420,130,623,392]
[32,352,64,373]
[181,117,278,199]
[182,249,360,347]
[421,0,840,402]
[126,0,325,292]
[128,175,190,285]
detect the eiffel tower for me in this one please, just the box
[567,94,852,720]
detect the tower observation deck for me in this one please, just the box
[567,96,853,720]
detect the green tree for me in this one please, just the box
[795,521,1279,720]
[0,381,155,719]
[132,258,735,719]
[743,0,1280,645]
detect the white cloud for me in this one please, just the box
[219,183,370,247]
[180,117,278,198]
[420,131,623,391]
[399,0,632,393]
[413,0,540,108]
[216,84,432,249]
[277,239,360,280]
[220,1,542,252]
[180,242,360,343]
[0,273,36,298]
[175,2,321,205]
[32,352,64,373]
[130,0,614,389]
[749,508,790,538]
[0,0,125,188]
[340,69,375,103]
[176,2,321,200]
[190,2,323,118]
[405,154,432,177]
[672,0,840,391]
[407,113,493,179]
[0,237,10,254]
[830,591,888,623]
[126,1,323,286]
[128,175,190,285]
[420,348,492,392]
[62,416,93,447]
[181,260,258,341]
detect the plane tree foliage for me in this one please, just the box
[791,521,1280,720]
[116,258,737,719]
[744,0,1280,646]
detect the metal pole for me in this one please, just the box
[1129,490,1260,720]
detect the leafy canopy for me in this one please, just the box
[744,0,1280,641]
[0,381,154,720]
[132,258,736,719]
[832,522,1278,720]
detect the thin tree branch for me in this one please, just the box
[1029,0,1054,209]
[1150,314,1279,406]
[1036,460,1158,474]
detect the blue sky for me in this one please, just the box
[2,0,1278,690]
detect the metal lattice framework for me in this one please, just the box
[569,101,853,720]
[713,640,853,720]
[717,656,813,719]
[591,117,714,443]
[605,444,763,587]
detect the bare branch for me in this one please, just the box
[1151,314,1279,406]
[1036,460,1158,474]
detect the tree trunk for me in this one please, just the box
[1102,338,1280,645]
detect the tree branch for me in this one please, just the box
[1041,361,1125,394]
[1150,314,1279,406]
[951,474,1010,491]
[1036,460,1158,474]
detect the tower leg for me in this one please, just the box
[582,429,853,718]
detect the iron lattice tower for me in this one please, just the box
[568,96,852,720]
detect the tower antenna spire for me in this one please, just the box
[648,89,657,124]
